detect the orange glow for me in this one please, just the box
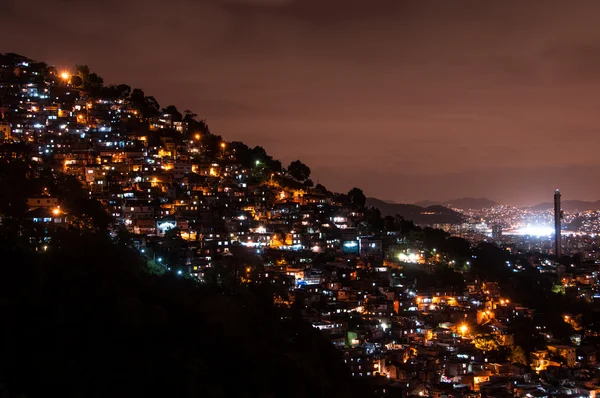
[52,208,60,216]
[60,71,70,80]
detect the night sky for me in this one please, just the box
[3,0,600,206]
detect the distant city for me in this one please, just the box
[397,194,600,260]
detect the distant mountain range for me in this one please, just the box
[410,196,600,212]
[414,197,499,211]
[528,200,600,212]
[367,198,465,225]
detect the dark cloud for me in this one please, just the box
[3,0,600,205]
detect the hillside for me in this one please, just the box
[0,53,372,398]
[414,197,499,211]
[0,158,367,398]
[367,198,464,225]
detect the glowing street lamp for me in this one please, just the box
[52,207,61,216]
[60,71,70,81]
[195,134,201,141]
[459,324,469,335]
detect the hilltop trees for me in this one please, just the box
[347,187,366,208]
[130,88,160,118]
[162,105,182,121]
[75,64,104,92]
[288,160,311,182]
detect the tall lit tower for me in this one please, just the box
[554,189,562,258]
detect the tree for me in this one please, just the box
[76,64,90,82]
[183,109,198,121]
[162,105,182,122]
[130,88,145,104]
[347,187,366,208]
[116,84,131,98]
[304,179,314,188]
[164,226,182,241]
[75,64,103,92]
[315,183,329,195]
[130,89,160,118]
[383,215,397,232]
[287,160,311,182]
[88,72,104,90]
[473,334,499,353]
[508,346,529,366]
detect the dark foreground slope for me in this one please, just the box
[0,227,364,398]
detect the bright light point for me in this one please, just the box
[157,257,162,262]
[60,71,70,80]
[195,134,200,140]
[518,225,554,237]
[255,160,260,165]
[52,208,60,216]
[177,270,183,275]
[381,322,389,331]
[398,252,421,263]
[460,324,468,334]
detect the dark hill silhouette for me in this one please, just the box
[367,198,464,225]
[414,197,498,210]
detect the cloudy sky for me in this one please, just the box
[2,0,600,205]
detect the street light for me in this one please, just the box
[60,71,70,81]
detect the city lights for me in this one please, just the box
[4,50,599,394]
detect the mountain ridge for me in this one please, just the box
[528,200,600,212]
[367,198,464,225]
[414,197,499,211]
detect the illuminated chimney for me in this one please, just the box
[554,189,562,258]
